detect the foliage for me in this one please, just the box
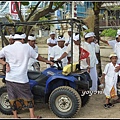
[3,1,65,43]
[20,2,29,6]
[100,28,117,37]
[53,2,64,9]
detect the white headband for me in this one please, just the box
[14,33,26,39]
[28,36,36,41]
[57,36,65,42]
[116,35,118,38]
[50,31,55,35]
[9,34,14,39]
[73,34,80,41]
[84,32,95,38]
[67,28,72,31]
[117,29,120,35]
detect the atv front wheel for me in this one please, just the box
[49,86,81,118]
[0,86,12,115]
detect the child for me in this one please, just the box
[100,53,120,108]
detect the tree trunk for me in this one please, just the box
[93,2,103,76]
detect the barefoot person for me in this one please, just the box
[100,53,120,108]
[0,32,53,118]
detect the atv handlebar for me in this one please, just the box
[51,60,62,63]
[50,60,63,70]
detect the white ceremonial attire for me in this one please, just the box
[65,36,71,45]
[103,62,120,98]
[65,36,71,57]
[66,42,79,63]
[0,41,38,83]
[91,42,100,54]
[108,40,118,52]
[65,42,89,69]
[27,43,39,71]
[50,45,68,67]
[47,37,57,61]
[82,41,98,91]
[114,42,120,64]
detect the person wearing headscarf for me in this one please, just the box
[100,34,119,52]
[50,35,68,67]
[82,32,99,91]
[100,53,120,108]
[0,32,53,118]
[47,31,57,67]
[27,34,40,71]
[57,34,90,71]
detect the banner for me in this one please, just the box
[80,47,90,60]
[9,1,20,20]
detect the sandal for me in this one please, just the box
[108,103,114,107]
[104,104,110,109]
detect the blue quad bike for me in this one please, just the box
[0,60,92,118]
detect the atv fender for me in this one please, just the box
[45,75,77,93]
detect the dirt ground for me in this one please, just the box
[0,81,120,119]
[0,66,120,119]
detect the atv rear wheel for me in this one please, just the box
[49,86,81,118]
[0,86,12,115]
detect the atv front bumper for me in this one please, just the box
[75,79,92,90]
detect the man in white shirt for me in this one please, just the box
[47,31,57,61]
[114,30,120,65]
[0,32,53,118]
[100,35,119,51]
[47,31,57,67]
[27,34,40,71]
[111,29,120,104]
[50,35,68,68]
[65,28,72,64]
[8,34,15,45]
[65,28,72,46]
[57,34,90,71]
[83,32,99,91]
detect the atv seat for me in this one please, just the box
[27,70,42,79]
[27,70,48,86]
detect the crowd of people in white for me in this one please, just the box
[1,28,120,116]
[47,28,120,109]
